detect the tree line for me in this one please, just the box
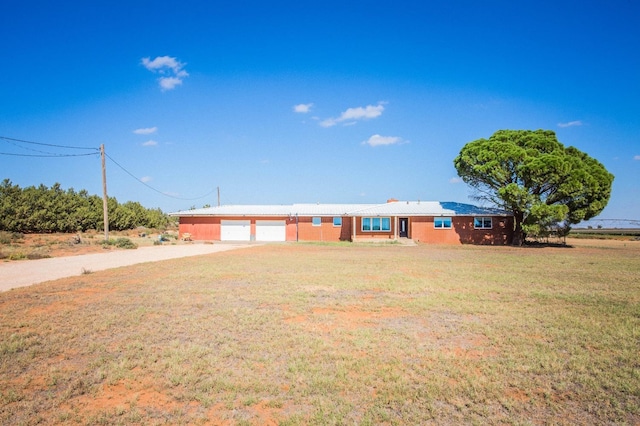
[0,179,171,233]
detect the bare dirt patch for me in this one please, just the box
[0,231,168,261]
[1,240,638,424]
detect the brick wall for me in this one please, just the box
[411,216,514,244]
[179,215,513,244]
[296,216,351,242]
[179,216,220,240]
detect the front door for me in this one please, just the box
[399,218,409,238]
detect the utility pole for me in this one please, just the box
[217,186,220,207]
[100,144,109,241]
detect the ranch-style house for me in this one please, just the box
[171,199,515,245]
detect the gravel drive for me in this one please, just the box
[0,243,259,292]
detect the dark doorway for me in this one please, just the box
[399,218,409,238]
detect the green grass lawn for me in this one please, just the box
[1,239,639,425]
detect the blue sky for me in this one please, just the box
[1,1,638,222]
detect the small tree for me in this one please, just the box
[454,129,614,245]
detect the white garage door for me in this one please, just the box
[220,220,251,241]
[256,220,286,242]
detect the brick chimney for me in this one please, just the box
[386,198,399,203]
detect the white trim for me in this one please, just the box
[474,217,493,229]
[362,217,392,232]
[434,217,452,229]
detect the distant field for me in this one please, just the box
[571,228,640,237]
[1,239,639,425]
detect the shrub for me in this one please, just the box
[0,232,25,245]
[101,237,138,250]
[116,238,137,249]
[26,253,51,260]
[0,232,11,245]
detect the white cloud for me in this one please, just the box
[293,103,313,113]
[133,127,157,135]
[140,176,152,183]
[141,56,189,91]
[634,155,640,160]
[321,103,385,127]
[557,120,583,128]
[362,134,404,147]
[142,140,158,147]
[449,177,463,184]
[142,56,183,73]
[159,76,184,90]
[319,118,338,128]
[342,104,385,120]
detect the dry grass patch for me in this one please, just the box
[0,231,179,262]
[1,239,639,424]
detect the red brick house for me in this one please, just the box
[171,200,514,245]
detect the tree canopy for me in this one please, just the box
[0,179,171,233]
[453,130,614,245]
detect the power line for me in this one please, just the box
[0,136,100,157]
[0,151,98,158]
[104,152,218,201]
[1,135,215,202]
[0,136,99,151]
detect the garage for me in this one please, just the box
[220,220,251,241]
[256,220,286,242]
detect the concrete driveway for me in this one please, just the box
[0,243,258,292]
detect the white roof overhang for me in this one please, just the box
[170,201,512,217]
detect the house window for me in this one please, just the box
[474,217,493,229]
[333,217,342,227]
[362,217,391,232]
[434,217,452,229]
[312,217,321,226]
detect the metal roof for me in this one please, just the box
[170,201,511,217]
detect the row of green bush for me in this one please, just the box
[0,179,172,233]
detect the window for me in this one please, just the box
[362,217,391,232]
[434,217,452,229]
[474,217,492,229]
[333,217,342,227]
[312,217,321,226]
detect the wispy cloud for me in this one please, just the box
[158,77,184,91]
[141,56,189,91]
[449,177,463,184]
[634,155,640,161]
[293,103,313,113]
[142,140,158,147]
[557,120,583,128]
[321,103,385,127]
[133,127,157,135]
[362,134,405,147]
[140,176,152,183]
